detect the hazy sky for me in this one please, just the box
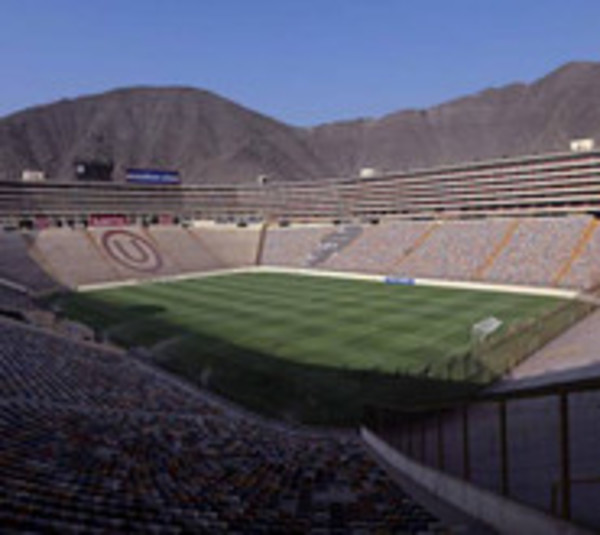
[1,0,600,125]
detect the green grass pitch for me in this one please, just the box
[59,272,563,424]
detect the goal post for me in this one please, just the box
[471,316,503,355]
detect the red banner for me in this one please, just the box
[89,214,128,227]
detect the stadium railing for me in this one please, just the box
[363,375,600,533]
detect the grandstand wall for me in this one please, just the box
[6,214,600,293]
[364,375,600,533]
[362,428,593,535]
[3,149,600,224]
[26,226,259,289]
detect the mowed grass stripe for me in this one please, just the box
[62,273,562,373]
[104,282,345,350]
[191,278,475,361]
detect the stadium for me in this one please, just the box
[0,139,599,534]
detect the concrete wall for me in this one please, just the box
[362,428,593,535]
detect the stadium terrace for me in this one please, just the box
[1,147,599,534]
[2,149,600,226]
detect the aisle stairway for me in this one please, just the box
[305,225,363,267]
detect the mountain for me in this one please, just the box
[1,61,600,184]
[307,61,600,175]
[0,87,332,184]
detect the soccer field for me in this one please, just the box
[65,272,561,371]
[60,272,563,423]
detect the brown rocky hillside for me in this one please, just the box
[1,61,600,184]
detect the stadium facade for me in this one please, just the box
[2,148,600,226]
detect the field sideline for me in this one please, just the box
[59,272,563,424]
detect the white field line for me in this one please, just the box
[255,266,579,299]
[76,267,254,292]
[413,277,578,299]
[256,266,383,282]
[77,264,579,300]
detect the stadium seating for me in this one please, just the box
[188,227,260,268]
[322,220,432,274]
[4,148,600,222]
[397,218,512,281]
[262,225,334,267]
[6,215,600,292]
[561,219,600,289]
[0,318,446,533]
[0,285,33,311]
[142,226,223,273]
[30,228,121,287]
[485,216,590,287]
[315,215,600,289]
[305,225,363,267]
[0,230,56,293]
[26,226,260,288]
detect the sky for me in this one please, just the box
[1,0,600,126]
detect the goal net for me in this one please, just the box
[471,316,503,354]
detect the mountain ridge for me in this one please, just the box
[1,61,599,184]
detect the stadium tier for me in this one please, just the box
[321,220,434,274]
[261,215,600,290]
[2,213,600,291]
[262,225,338,268]
[2,149,600,224]
[0,231,57,294]
[0,285,34,311]
[190,227,261,268]
[0,318,447,533]
[10,226,258,289]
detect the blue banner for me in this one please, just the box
[384,276,415,285]
[126,168,180,185]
